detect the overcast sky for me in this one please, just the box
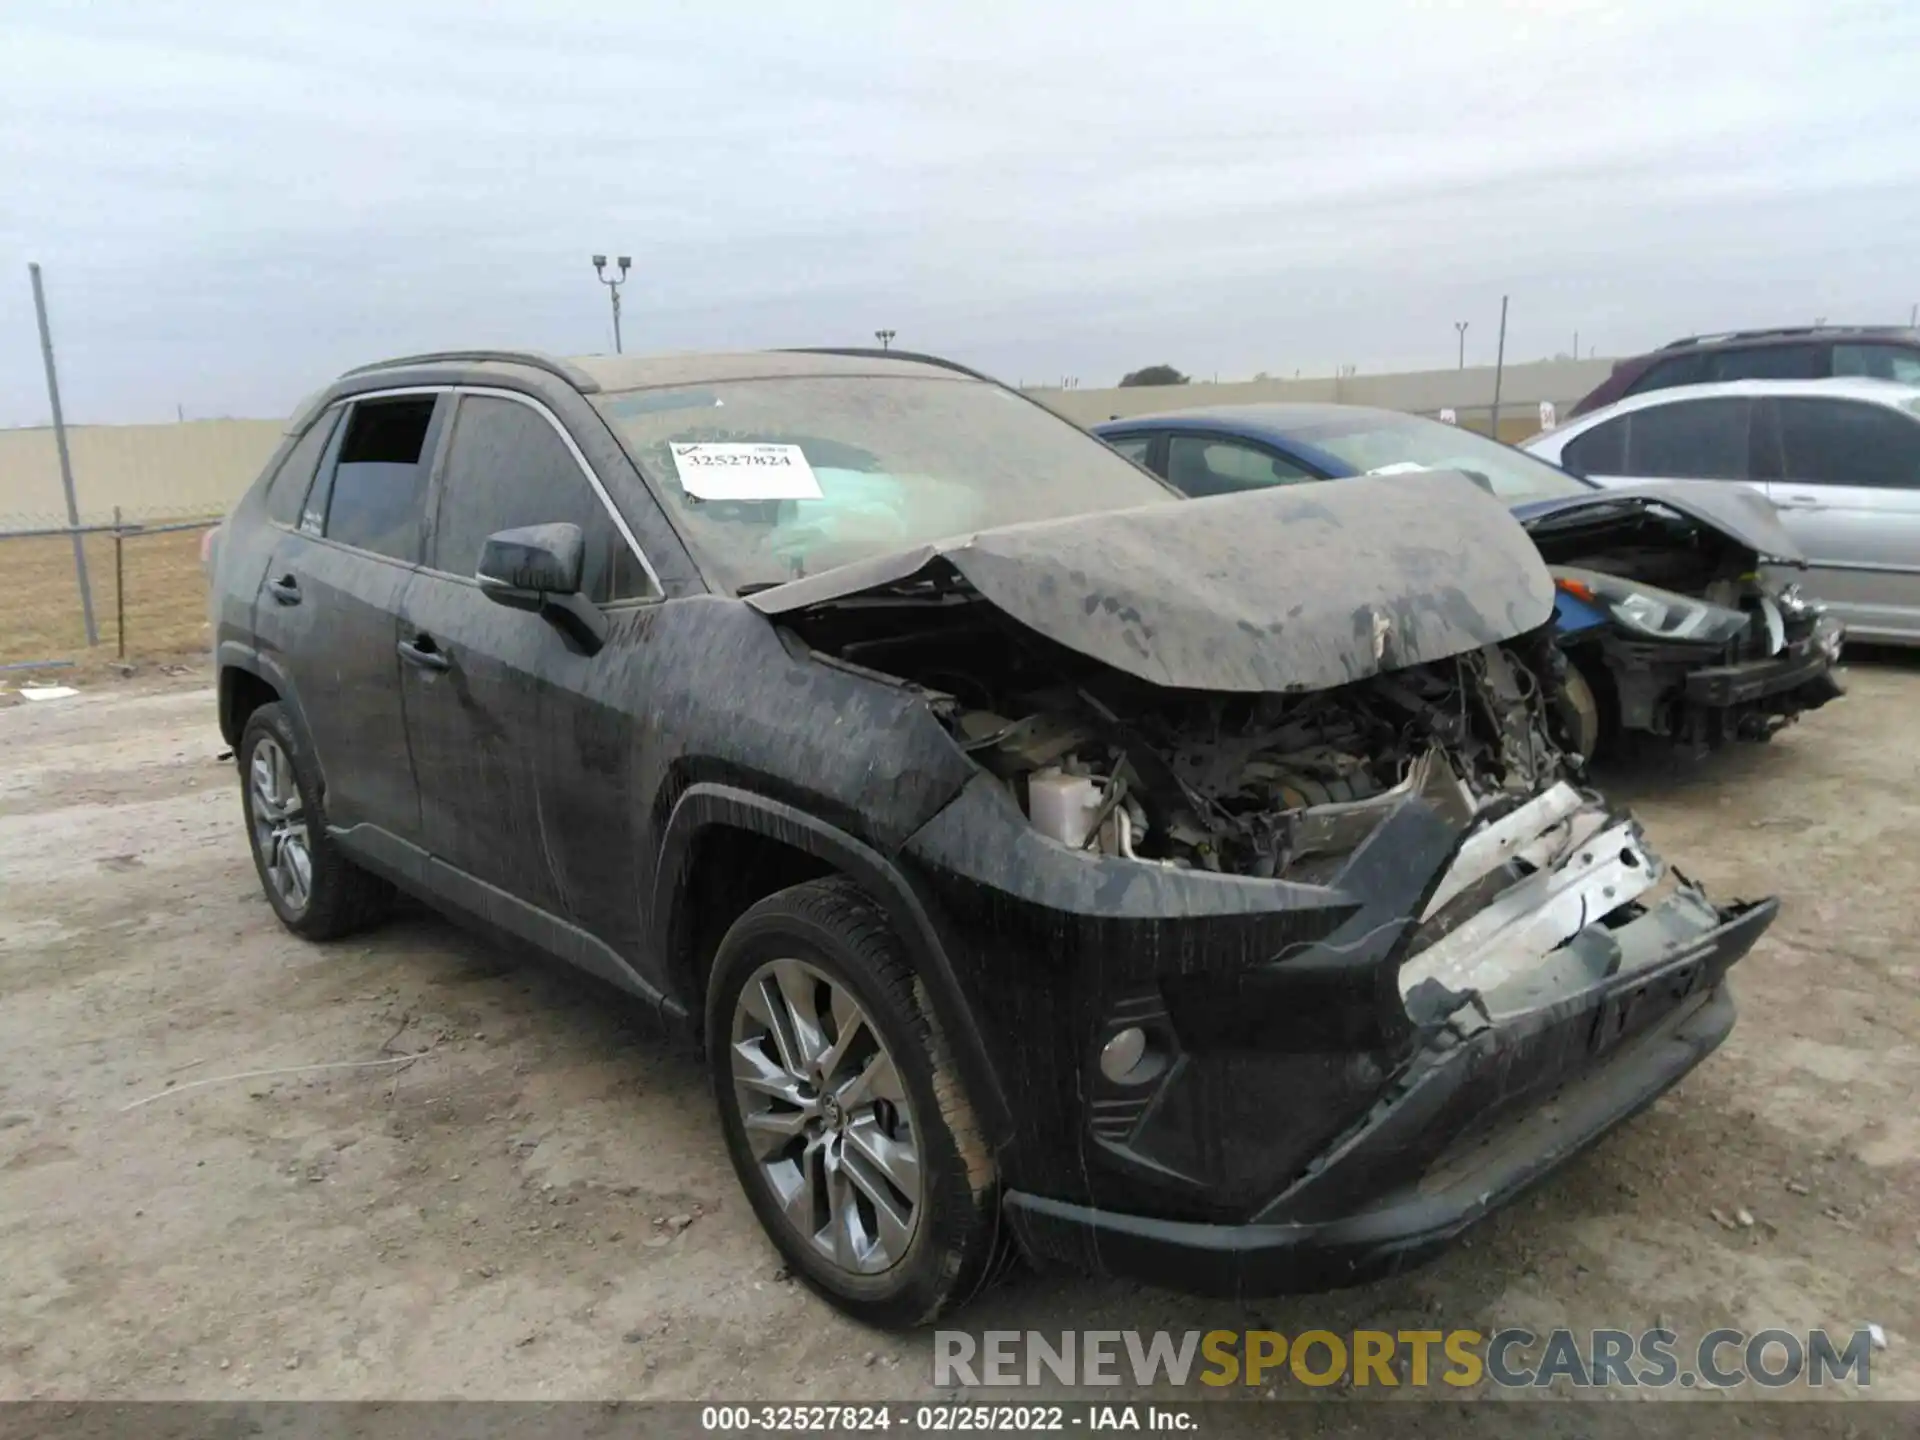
[4,0,1917,425]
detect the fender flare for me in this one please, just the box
[651,782,1012,1142]
[216,640,311,754]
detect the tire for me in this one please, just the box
[238,702,392,940]
[705,877,1003,1328]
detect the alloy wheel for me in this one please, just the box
[248,734,312,914]
[729,957,923,1275]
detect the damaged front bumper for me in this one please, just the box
[1003,897,1770,1295]
[1684,612,1846,710]
[905,761,1778,1299]
[1594,610,1845,745]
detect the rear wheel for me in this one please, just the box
[239,703,391,939]
[706,878,1002,1328]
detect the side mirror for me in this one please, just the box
[476,523,606,655]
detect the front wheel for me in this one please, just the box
[705,878,1003,1328]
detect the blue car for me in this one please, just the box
[1095,404,1843,755]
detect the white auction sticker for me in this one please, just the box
[670,442,823,500]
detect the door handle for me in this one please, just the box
[1775,495,1826,510]
[266,574,301,605]
[397,635,451,672]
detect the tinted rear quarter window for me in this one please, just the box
[1776,398,1920,489]
[320,397,438,559]
[430,394,652,602]
[1626,352,1711,396]
[262,409,339,526]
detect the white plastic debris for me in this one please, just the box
[20,685,79,701]
[1868,1323,1887,1351]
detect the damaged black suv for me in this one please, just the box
[208,348,1777,1326]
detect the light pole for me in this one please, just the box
[592,254,631,353]
[1454,321,1469,370]
[874,329,896,351]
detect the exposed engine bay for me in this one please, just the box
[785,589,1579,881]
[949,637,1571,883]
[1527,498,1758,597]
[785,583,1721,1020]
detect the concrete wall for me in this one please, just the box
[0,419,285,527]
[1032,357,1615,428]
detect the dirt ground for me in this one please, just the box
[1,660,1916,1406]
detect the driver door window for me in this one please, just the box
[1165,436,1312,497]
[428,394,654,601]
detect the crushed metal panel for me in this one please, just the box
[1400,815,1662,1004]
[1525,481,1804,563]
[750,472,1556,693]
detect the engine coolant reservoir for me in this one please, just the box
[1026,768,1106,850]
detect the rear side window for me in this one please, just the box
[1776,398,1920,490]
[429,394,654,603]
[1708,344,1822,382]
[1627,343,1824,395]
[319,397,438,560]
[1833,343,1920,384]
[262,409,339,526]
[1104,433,1154,467]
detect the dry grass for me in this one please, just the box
[0,525,216,667]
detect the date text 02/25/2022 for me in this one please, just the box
[699,1403,1198,1432]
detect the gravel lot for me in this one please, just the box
[2,662,1916,1404]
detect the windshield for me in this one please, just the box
[593,375,1174,592]
[1290,410,1591,504]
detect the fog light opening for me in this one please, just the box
[1098,1026,1166,1085]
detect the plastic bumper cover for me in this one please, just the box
[1684,615,1845,708]
[1002,896,1775,1298]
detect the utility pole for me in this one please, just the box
[592,255,631,353]
[1489,295,1510,441]
[29,262,98,646]
[874,329,895,351]
[1454,321,1470,370]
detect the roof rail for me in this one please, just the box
[779,346,997,384]
[1658,323,1914,351]
[341,350,601,393]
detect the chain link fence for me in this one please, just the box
[0,508,223,669]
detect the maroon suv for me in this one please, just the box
[1572,324,1920,416]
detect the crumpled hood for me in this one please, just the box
[1513,481,1804,565]
[747,471,1555,693]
